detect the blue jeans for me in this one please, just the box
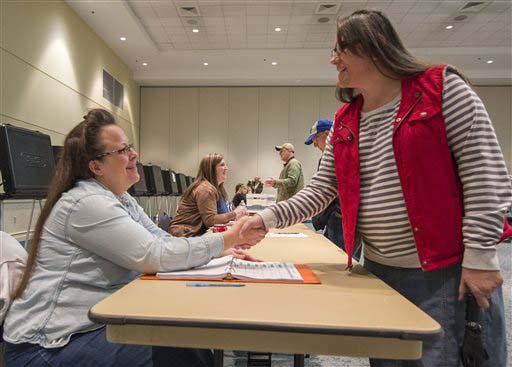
[325,214,362,261]
[4,327,213,367]
[364,259,507,367]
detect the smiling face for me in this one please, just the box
[330,40,375,89]
[215,159,228,184]
[89,125,139,196]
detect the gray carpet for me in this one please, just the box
[225,243,511,367]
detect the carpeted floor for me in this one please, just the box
[225,243,511,367]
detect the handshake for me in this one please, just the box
[220,215,268,251]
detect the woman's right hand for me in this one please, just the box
[221,216,266,250]
[234,205,248,220]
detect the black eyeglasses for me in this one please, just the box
[331,41,352,59]
[94,144,133,160]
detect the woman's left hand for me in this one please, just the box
[221,247,263,262]
[458,268,503,309]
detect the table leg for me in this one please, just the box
[293,354,305,367]
[213,349,224,367]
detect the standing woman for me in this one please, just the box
[241,9,511,366]
[3,109,265,367]
[170,153,247,237]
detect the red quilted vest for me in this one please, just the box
[331,65,512,271]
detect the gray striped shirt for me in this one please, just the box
[259,69,511,270]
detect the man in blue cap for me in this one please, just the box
[305,120,359,259]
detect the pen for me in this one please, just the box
[274,232,300,234]
[186,282,246,287]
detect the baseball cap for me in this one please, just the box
[304,120,333,145]
[275,143,295,152]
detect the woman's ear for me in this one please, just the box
[88,159,103,177]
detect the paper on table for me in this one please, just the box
[266,232,308,238]
[156,255,303,281]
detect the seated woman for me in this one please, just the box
[2,109,265,367]
[169,154,247,237]
[232,184,248,208]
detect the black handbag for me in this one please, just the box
[461,293,488,367]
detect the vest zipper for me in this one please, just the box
[393,93,422,136]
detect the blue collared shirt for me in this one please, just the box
[3,179,224,348]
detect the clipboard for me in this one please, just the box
[141,264,321,284]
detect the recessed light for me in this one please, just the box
[271,61,277,66]
[142,62,148,66]
[203,62,209,66]
[192,28,199,33]
[445,25,453,30]
[120,37,127,41]
[274,27,282,32]
[486,60,494,64]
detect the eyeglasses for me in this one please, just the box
[331,41,352,59]
[94,144,134,160]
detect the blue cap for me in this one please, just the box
[304,120,333,145]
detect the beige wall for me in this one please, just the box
[0,1,140,239]
[140,85,512,198]
[140,86,341,197]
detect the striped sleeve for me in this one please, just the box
[443,68,512,271]
[259,126,339,229]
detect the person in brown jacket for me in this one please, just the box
[169,153,247,237]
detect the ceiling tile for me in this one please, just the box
[246,4,269,16]
[165,25,187,35]
[289,15,312,25]
[269,3,293,16]
[247,23,268,34]
[153,5,179,18]
[247,16,268,25]
[204,17,225,26]
[287,24,310,34]
[387,1,414,14]
[365,1,392,12]
[291,3,316,16]
[158,42,175,50]
[222,4,246,17]
[408,1,442,16]
[339,2,369,15]
[285,42,304,49]
[205,24,227,34]
[199,4,224,17]
[309,24,334,34]
[485,1,512,13]
[127,1,152,10]
[224,16,245,26]
[306,33,327,42]
[208,34,228,42]
[247,34,267,42]
[268,16,291,26]
[160,17,184,26]
[286,35,307,43]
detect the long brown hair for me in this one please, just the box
[335,9,431,103]
[13,109,116,299]
[181,153,228,203]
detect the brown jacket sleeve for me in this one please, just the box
[195,183,235,227]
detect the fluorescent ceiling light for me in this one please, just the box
[120,37,127,41]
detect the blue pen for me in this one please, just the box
[186,282,245,287]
